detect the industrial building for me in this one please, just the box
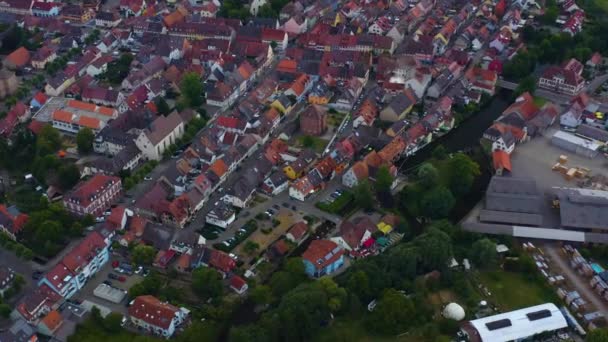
[551,131,600,159]
[479,176,543,226]
[553,187,608,230]
[460,303,568,342]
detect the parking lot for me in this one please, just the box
[73,257,144,316]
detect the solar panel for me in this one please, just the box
[527,309,552,321]
[485,319,512,331]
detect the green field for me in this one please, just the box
[594,0,608,12]
[297,135,329,154]
[316,319,451,342]
[479,271,558,311]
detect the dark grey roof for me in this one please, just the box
[479,209,543,226]
[486,176,541,214]
[141,223,173,250]
[576,124,608,143]
[556,187,608,230]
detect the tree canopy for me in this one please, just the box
[76,128,94,154]
[366,289,416,335]
[179,72,205,109]
[470,238,498,269]
[131,245,156,266]
[192,267,224,299]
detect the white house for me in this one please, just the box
[205,202,235,228]
[128,295,188,338]
[134,111,184,161]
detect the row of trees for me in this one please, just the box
[400,152,480,219]
[503,21,608,82]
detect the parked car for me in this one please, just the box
[103,280,113,286]
[135,266,143,275]
[121,316,128,327]
[32,271,43,280]
[95,216,104,223]
[108,273,119,280]
[118,275,126,282]
[144,176,153,181]
[282,202,290,208]
[272,204,280,210]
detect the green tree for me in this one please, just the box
[447,153,480,197]
[76,127,95,154]
[250,285,273,306]
[243,240,260,256]
[353,180,374,210]
[36,125,61,156]
[414,227,453,271]
[587,328,608,342]
[470,238,498,269]
[192,267,223,299]
[0,303,11,318]
[301,135,315,148]
[155,97,171,116]
[58,163,81,189]
[179,72,204,108]
[103,313,124,333]
[417,163,439,188]
[375,165,394,193]
[131,245,156,266]
[420,186,455,219]
[366,289,416,335]
[513,76,536,98]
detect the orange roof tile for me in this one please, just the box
[209,159,228,178]
[290,73,309,96]
[77,115,101,129]
[6,47,31,68]
[68,99,97,112]
[41,310,63,332]
[52,110,73,123]
[96,106,115,116]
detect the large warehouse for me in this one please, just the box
[551,130,600,159]
[460,303,568,342]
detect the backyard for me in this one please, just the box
[296,135,329,154]
[478,270,559,311]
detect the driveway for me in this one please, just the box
[542,242,608,320]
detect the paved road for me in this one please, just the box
[542,242,608,319]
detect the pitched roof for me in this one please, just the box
[6,47,30,68]
[230,275,247,291]
[128,295,180,329]
[209,249,236,273]
[62,232,106,273]
[302,239,344,270]
[492,150,512,172]
[288,221,308,241]
[40,310,63,333]
[145,111,183,145]
[78,116,101,129]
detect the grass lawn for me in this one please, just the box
[593,0,608,12]
[533,96,547,107]
[478,271,558,311]
[297,135,329,154]
[317,319,450,342]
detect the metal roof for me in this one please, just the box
[466,303,567,342]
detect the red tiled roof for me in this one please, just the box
[33,92,47,105]
[209,159,228,179]
[77,116,101,129]
[6,47,31,68]
[217,116,242,129]
[68,99,97,112]
[302,239,344,270]
[492,150,512,172]
[52,110,73,123]
[128,295,180,329]
[230,275,247,291]
[62,232,106,273]
[40,310,63,333]
[67,174,120,208]
[288,221,308,241]
[209,249,236,273]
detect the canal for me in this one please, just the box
[225,91,513,334]
[399,89,513,224]
[399,90,512,170]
